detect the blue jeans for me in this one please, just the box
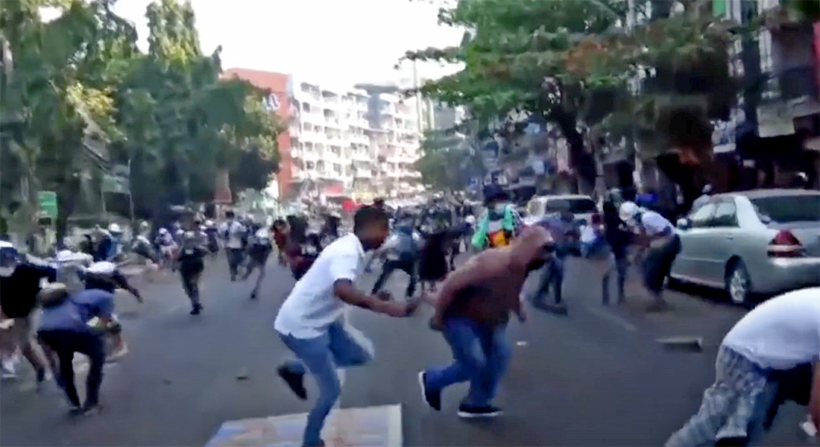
[278,321,373,447]
[534,252,565,305]
[425,318,511,407]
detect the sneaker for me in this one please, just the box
[249,292,257,300]
[277,366,307,400]
[107,343,129,363]
[457,404,502,419]
[418,371,441,411]
[1,364,17,380]
[190,304,202,315]
[77,402,102,417]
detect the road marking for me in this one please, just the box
[584,305,638,332]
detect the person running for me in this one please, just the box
[176,231,208,315]
[601,196,631,305]
[204,219,220,259]
[272,219,289,266]
[371,220,420,299]
[37,284,114,416]
[243,224,273,300]
[471,185,522,251]
[82,261,142,360]
[531,200,578,314]
[666,287,820,446]
[419,226,551,418]
[0,241,53,385]
[219,211,247,281]
[274,206,417,447]
[619,201,680,311]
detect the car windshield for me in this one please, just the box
[545,198,596,214]
[750,194,820,224]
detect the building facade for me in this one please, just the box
[225,69,425,202]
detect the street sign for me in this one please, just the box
[37,191,57,219]
[101,164,130,194]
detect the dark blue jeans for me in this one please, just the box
[278,321,373,447]
[38,329,105,407]
[424,318,511,407]
[534,252,565,305]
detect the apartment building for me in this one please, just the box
[363,91,423,198]
[288,77,380,201]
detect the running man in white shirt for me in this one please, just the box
[619,201,680,310]
[667,287,820,446]
[219,210,247,281]
[274,206,418,447]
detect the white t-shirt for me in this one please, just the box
[640,211,673,237]
[220,220,247,249]
[274,233,366,339]
[722,287,820,370]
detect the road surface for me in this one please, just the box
[0,254,808,446]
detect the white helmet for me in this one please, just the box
[618,201,639,223]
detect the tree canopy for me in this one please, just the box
[1,0,281,238]
[404,0,744,193]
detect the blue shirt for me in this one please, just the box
[38,289,115,333]
[537,216,578,253]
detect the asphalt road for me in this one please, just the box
[0,253,809,446]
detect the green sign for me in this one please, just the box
[101,164,130,194]
[38,191,57,219]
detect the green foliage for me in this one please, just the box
[1,0,281,235]
[414,129,477,191]
[405,0,744,190]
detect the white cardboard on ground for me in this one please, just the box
[205,404,402,447]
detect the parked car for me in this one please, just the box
[670,189,820,305]
[523,194,598,226]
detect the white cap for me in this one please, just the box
[0,241,14,250]
[108,223,122,233]
[619,201,639,222]
[159,228,169,235]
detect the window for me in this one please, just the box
[751,194,820,224]
[689,202,716,228]
[545,198,596,214]
[711,201,738,227]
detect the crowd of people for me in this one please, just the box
[1,187,818,447]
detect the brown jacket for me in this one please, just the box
[435,226,552,326]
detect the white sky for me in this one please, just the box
[110,0,463,85]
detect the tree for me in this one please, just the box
[0,0,138,240]
[111,0,280,220]
[0,0,281,244]
[414,128,479,191]
[404,0,741,196]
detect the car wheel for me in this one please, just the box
[725,260,752,305]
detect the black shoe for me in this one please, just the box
[277,366,307,400]
[190,304,202,315]
[457,404,502,419]
[418,371,441,411]
[250,292,257,300]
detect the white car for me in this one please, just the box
[524,194,598,226]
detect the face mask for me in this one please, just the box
[0,266,15,277]
[494,204,507,215]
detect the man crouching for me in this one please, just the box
[419,225,552,418]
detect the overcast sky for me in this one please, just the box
[110,0,463,85]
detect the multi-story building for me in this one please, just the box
[225,68,420,202]
[362,91,423,197]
